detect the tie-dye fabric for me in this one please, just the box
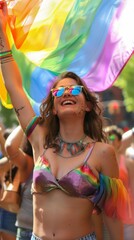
[0,0,134,115]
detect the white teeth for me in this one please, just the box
[62,100,74,105]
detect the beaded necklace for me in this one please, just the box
[56,135,89,158]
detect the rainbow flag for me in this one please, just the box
[0,0,134,115]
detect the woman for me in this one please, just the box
[0,166,18,240]
[5,125,34,240]
[105,125,134,240]
[0,126,17,240]
[0,2,130,239]
[124,144,134,240]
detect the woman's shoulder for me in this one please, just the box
[93,142,118,177]
[94,141,115,156]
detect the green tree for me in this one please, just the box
[0,103,18,128]
[115,55,134,112]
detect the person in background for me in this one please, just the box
[105,125,134,240]
[105,125,134,158]
[0,2,131,239]
[5,125,34,240]
[124,143,134,240]
[0,125,17,240]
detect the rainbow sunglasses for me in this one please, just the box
[51,85,83,97]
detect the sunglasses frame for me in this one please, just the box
[51,85,83,97]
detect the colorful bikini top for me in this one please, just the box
[32,144,96,196]
[25,116,131,222]
[32,145,131,222]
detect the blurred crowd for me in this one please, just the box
[0,122,134,240]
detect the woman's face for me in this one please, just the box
[52,78,90,119]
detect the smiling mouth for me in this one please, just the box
[61,100,76,106]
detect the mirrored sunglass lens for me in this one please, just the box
[55,87,65,97]
[71,86,82,95]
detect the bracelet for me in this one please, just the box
[0,50,12,57]
[1,55,14,64]
[25,116,41,138]
[0,50,13,64]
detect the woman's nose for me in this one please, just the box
[63,87,71,96]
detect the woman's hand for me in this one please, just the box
[0,0,5,9]
[0,1,8,32]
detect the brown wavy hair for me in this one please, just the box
[40,72,107,148]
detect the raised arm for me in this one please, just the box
[119,127,134,154]
[5,125,34,182]
[0,156,10,173]
[0,125,7,157]
[0,1,35,130]
[0,124,12,173]
[5,125,24,164]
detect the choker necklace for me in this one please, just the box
[55,135,89,158]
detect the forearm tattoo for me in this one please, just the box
[15,106,25,116]
[0,37,4,50]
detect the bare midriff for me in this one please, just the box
[33,190,94,240]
